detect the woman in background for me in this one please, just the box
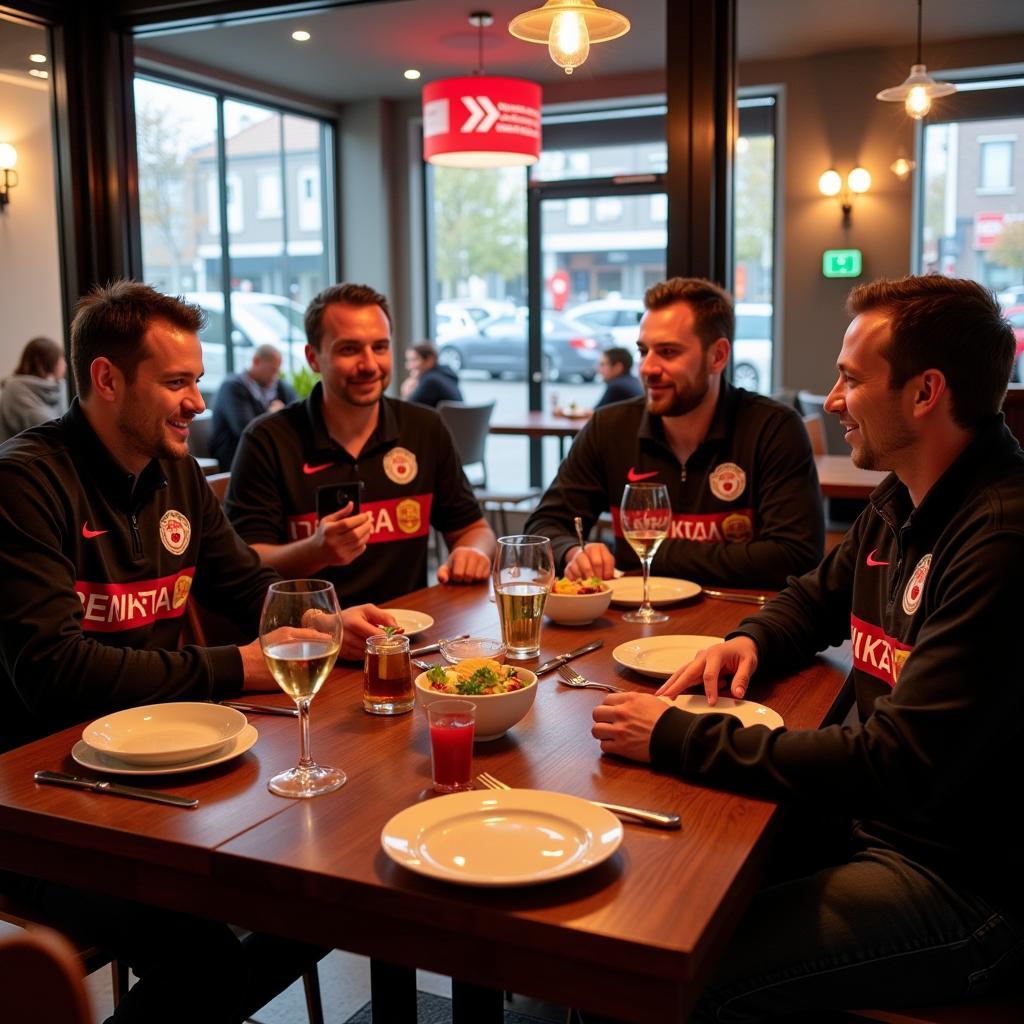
[0,336,67,443]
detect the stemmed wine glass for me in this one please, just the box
[620,483,672,624]
[260,579,346,798]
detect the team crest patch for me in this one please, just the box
[721,512,754,542]
[902,554,932,616]
[709,462,746,501]
[383,446,418,485]
[172,574,192,609]
[159,510,191,555]
[395,498,422,534]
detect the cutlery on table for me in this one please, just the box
[535,639,603,676]
[476,772,680,830]
[702,588,769,606]
[574,515,587,553]
[220,700,299,718]
[556,662,624,693]
[33,770,199,809]
[412,658,440,672]
[409,634,469,657]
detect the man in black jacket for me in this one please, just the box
[593,275,1024,1019]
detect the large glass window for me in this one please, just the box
[135,76,335,396]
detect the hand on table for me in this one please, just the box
[656,636,759,704]
[437,546,491,584]
[339,604,398,660]
[316,503,372,567]
[591,692,672,763]
[565,542,616,581]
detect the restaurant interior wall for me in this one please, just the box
[0,16,63,374]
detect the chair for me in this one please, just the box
[206,470,231,503]
[188,412,219,469]
[801,412,826,456]
[0,927,92,1024]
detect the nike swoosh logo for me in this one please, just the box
[82,522,108,539]
[302,462,334,475]
[627,467,659,482]
[866,549,890,567]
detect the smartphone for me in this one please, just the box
[316,481,364,519]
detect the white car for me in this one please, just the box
[733,302,773,396]
[434,302,479,341]
[565,298,644,347]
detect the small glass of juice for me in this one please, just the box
[427,699,476,793]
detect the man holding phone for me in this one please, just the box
[225,283,495,606]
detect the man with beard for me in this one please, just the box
[525,277,823,588]
[0,280,397,1022]
[225,283,495,606]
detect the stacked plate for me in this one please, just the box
[71,702,258,776]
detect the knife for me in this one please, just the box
[535,639,603,676]
[33,770,199,809]
[220,700,298,718]
[409,634,469,657]
[592,800,681,830]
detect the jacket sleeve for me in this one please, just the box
[224,421,291,545]
[649,524,1024,819]
[652,406,825,588]
[524,418,612,572]
[0,463,246,733]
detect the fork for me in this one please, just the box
[556,662,624,693]
[476,772,681,830]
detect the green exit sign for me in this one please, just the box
[823,249,863,278]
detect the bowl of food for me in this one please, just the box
[439,636,506,664]
[414,659,537,741]
[544,577,613,625]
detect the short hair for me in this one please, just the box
[253,343,282,363]
[411,341,439,363]
[602,346,633,373]
[644,277,735,349]
[304,283,392,350]
[846,275,1015,428]
[15,336,63,378]
[70,281,204,398]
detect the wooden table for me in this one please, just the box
[0,586,851,1023]
[489,411,586,485]
[815,454,886,500]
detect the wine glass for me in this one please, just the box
[620,483,672,624]
[260,579,346,798]
[492,535,555,660]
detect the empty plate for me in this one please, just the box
[612,635,724,679]
[659,694,784,730]
[607,576,701,607]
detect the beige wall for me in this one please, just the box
[742,33,1024,396]
[0,73,63,376]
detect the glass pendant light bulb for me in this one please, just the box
[905,85,932,119]
[548,11,590,74]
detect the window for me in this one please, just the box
[257,172,282,218]
[297,166,320,231]
[566,198,590,225]
[979,137,1015,192]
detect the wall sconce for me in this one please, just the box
[0,144,17,210]
[509,0,630,76]
[819,167,871,227]
[890,156,916,181]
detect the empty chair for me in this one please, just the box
[801,412,826,456]
[797,390,846,454]
[437,400,495,487]
[0,927,92,1024]
[188,412,219,472]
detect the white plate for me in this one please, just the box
[82,702,247,765]
[382,608,435,638]
[381,789,623,887]
[71,724,258,776]
[659,694,784,730]
[607,576,701,607]
[612,635,725,679]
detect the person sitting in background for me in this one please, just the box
[210,343,296,469]
[0,336,67,442]
[526,277,823,589]
[400,340,463,407]
[555,347,644,418]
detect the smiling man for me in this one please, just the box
[525,277,823,588]
[592,275,1024,1018]
[225,283,495,605]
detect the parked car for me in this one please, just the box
[434,302,480,341]
[566,298,644,346]
[437,309,611,382]
[997,285,1024,309]
[1004,305,1024,382]
[733,302,773,395]
[437,298,516,328]
[185,291,309,394]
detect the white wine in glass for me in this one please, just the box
[620,483,672,624]
[261,579,345,798]
[493,535,555,660]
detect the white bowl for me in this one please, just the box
[414,668,538,741]
[544,585,613,625]
[82,702,248,766]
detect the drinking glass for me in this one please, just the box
[363,633,414,715]
[492,535,555,660]
[427,699,476,793]
[260,579,345,798]
[620,483,672,624]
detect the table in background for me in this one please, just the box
[489,411,586,485]
[815,454,886,500]
[0,585,851,1023]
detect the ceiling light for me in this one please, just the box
[404,69,421,81]
[29,53,46,63]
[28,69,48,79]
[876,0,955,119]
[509,0,630,76]
[291,30,311,42]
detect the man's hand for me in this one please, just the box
[268,398,286,413]
[656,636,759,704]
[339,604,398,660]
[238,625,338,692]
[316,503,373,567]
[565,542,616,581]
[591,692,672,762]
[437,546,491,584]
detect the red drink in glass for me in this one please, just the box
[427,700,475,793]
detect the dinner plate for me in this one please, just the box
[82,702,248,765]
[382,608,435,638]
[659,693,784,730]
[381,789,623,887]
[612,635,725,679]
[607,576,701,606]
[71,725,258,776]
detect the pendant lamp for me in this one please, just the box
[508,0,630,76]
[876,0,955,120]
